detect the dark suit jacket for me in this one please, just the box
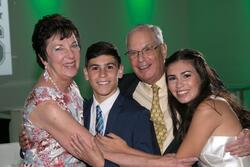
[84,93,160,167]
[118,73,182,155]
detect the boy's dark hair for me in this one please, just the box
[85,41,121,66]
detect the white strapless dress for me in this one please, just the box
[199,136,250,166]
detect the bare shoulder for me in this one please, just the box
[196,96,232,116]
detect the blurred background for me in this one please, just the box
[0,0,249,143]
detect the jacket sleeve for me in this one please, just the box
[132,108,161,155]
[104,159,119,167]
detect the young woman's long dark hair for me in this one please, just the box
[165,49,250,141]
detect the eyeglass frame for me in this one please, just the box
[124,42,162,58]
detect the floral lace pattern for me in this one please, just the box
[21,82,86,167]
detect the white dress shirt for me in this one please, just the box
[133,74,174,153]
[89,89,120,136]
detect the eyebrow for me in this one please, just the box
[51,40,78,47]
[128,42,156,51]
[87,62,117,68]
[181,70,192,75]
[167,70,192,76]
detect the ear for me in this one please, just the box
[83,67,89,80]
[160,43,168,59]
[39,55,48,67]
[118,64,124,79]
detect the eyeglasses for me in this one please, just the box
[125,43,161,58]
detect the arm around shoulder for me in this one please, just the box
[29,101,92,159]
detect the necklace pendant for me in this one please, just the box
[43,70,50,81]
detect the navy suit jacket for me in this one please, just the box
[84,93,160,167]
[118,73,182,155]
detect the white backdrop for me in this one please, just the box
[0,0,12,75]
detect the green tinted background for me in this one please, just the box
[1,0,250,110]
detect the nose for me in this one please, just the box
[65,48,75,59]
[137,51,146,62]
[176,79,184,88]
[99,68,107,77]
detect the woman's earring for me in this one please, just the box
[44,65,49,81]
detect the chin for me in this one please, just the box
[179,97,195,104]
[179,101,189,104]
[68,69,78,75]
[65,73,77,78]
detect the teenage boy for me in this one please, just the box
[83,41,160,166]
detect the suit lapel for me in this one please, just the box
[83,99,92,130]
[105,94,124,134]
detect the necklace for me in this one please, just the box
[43,69,69,111]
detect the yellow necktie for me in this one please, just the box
[151,84,167,154]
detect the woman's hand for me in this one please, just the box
[19,125,33,150]
[155,154,197,167]
[71,134,104,167]
[95,133,130,154]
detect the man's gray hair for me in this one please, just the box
[126,24,164,45]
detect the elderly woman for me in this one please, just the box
[21,14,95,166]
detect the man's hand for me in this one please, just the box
[225,129,250,157]
[95,133,129,154]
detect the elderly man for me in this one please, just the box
[119,24,176,154]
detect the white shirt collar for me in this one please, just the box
[89,88,120,135]
[92,88,120,114]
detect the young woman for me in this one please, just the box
[165,48,250,166]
